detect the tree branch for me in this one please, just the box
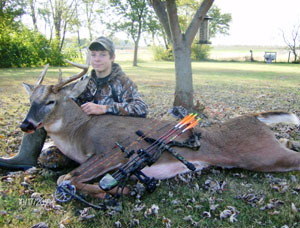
[150,0,172,43]
[185,0,214,46]
[165,0,182,46]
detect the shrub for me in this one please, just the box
[152,43,210,62]
[191,43,210,61]
[0,24,77,68]
[152,45,174,61]
[0,26,48,67]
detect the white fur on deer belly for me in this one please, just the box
[44,119,63,133]
[48,135,88,164]
[141,161,209,179]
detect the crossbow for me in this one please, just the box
[99,113,199,192]
[55,113,199,209]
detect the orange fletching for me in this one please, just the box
[184,118,200,131]
[182,113,197,126]
[179,113,193,124]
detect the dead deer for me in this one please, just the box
[16,59,300,198]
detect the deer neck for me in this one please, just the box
[44,99,90,136]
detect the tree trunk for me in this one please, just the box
[151,0,214,110]
[29,0,38,31]
[77,30,82,59]
[161,30,169,49]
[60,20,68,51]
[50,0,62,43]
[150,0,214,109]
[133,17,142,67]
[293,50,297,62]
[85,2,93,41]
[49,25,53,43]
[133,41,139,67]
[173,42,193,108]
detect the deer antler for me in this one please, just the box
[35,64,49,88]
[52,52,91,92]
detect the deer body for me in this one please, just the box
[26,89,300,177]
[17,62,300,197]
[197,115,300,172]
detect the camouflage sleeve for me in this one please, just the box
[106,77,148,117]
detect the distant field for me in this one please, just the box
[116,48,154,62]
[116,45,293,63]
[210,45,291,62]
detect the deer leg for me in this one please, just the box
[57,170,130,198]
[290,141,300,152]
[277,150,300,171]
[71,182,130,199]
[279,138,300,152]
[56,152,128,198]
[259,145,300,172]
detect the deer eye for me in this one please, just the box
[46,100,55,105]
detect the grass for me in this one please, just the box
[0,56,300,227]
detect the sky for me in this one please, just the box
[211,0,300,46]
[22,0,300,47]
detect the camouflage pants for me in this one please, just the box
[38,142,78,169]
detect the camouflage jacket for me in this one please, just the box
[75,63,148,117]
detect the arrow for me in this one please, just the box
[167,118,201,143]
[100,113,201,191]
[114,114,197,174]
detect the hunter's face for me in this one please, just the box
[91,50,115,78]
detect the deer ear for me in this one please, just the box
[22,83,34,96]
[68,77,89,99]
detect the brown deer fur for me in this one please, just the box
[17,65,300,197]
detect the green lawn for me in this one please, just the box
[0,60,300,227]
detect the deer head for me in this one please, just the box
[20,54,90,134]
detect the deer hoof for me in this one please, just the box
[279,138,293,149]
[57,173,73,185]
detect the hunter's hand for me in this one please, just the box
[81,102,107,115]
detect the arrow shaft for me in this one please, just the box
[112,115,200,180]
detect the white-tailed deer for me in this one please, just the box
[13,61,300,198]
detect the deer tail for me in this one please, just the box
[256,111,300,125]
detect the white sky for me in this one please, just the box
[212,0,300,46]
[22,0,300,47]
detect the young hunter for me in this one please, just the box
[0,36,148,170]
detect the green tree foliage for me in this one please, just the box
[0,0,26,27]
[0,0,42,67]
[0,0,79,67]
[108,0,159,66]
[49,0,79,51]
[208,5,231,38]
[80,0,105,42]
[176,0,231,39]
[152,1,230,64]
[0,25,68,67]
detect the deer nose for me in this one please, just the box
[20,120,36,132]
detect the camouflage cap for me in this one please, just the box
[89,36,115,55]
